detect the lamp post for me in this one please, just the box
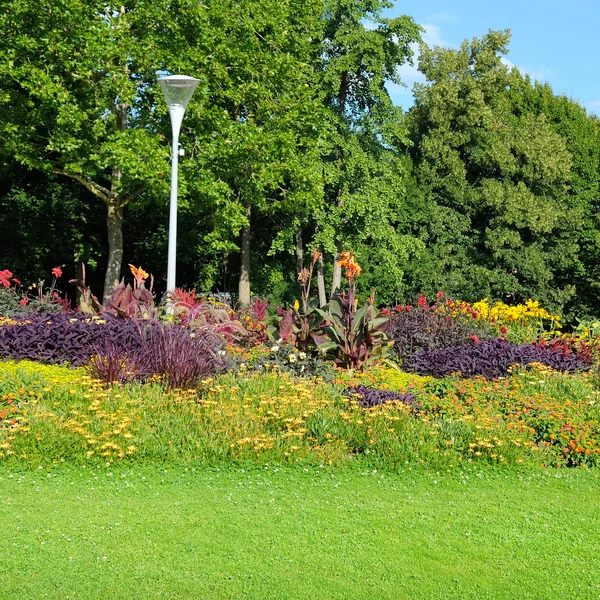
[158,75,199,294]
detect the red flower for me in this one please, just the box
[417,294,427,309]
[52,267,63,278]
[0,269,13,288]
[436,291,444,299]
[19,298,29,307]
[11,278,21,286]
[470,335,480,343]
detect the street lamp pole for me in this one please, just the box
[158,75,199,294]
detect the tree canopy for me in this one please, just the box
[1,4,600,320]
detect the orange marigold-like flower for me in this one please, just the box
[129,264,149,282]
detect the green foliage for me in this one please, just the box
[316,288,393,369]
[408,30,583,313]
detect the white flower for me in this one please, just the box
[218,350,226,356]
[298,352,306,360]
[289,354,297,362]
[190,332,196,339]
[271,345,280,353]
[277,337,283,344]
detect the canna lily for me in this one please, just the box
[129,264,149,283]
[337,251,362,281]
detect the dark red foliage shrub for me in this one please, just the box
[346,385,418,409]
[86,339,143,384]
[134,325,225,389]
[385,299,493,362]
[404,338,591,379]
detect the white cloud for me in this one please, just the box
[501,58,556,83]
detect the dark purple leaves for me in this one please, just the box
[0,314,147,365]
[386,306,493,362]
[404,338,590,379]
[346,385,418,409]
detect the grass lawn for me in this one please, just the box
[1,465,599,599]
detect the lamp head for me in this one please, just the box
[158,75,200,110]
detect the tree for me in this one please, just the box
[507,72,600,318]
[0,0,179,301]
[311,0,422,298]
[407,30,582,312]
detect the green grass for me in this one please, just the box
[1,465,599,599]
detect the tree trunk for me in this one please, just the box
[103,101,127,304]
[238,204,251,306]
[317,255,327,307]
[330,240,343,295]
[294,228,304,274]
[103,202,124,304]
[74,257,84,310]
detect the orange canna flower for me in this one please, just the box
[337,251,354,268]
[129,264,149,282]
[337,251,362,281]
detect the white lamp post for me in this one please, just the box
[158,75,199,293]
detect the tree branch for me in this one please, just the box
[120,185,146,208]
[52,169,112,205]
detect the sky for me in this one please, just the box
[384,0,600,115]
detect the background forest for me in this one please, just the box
[1,0,599,321]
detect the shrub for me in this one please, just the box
[238,342,333,379]
[0,313,147,365]
[404,338,591,379]
[386,295,493,363]
[134,324,225,389]
[346,385,418,409]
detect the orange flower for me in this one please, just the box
[129,264,149,282]
[337,251,362,281]
[337,251,354,268]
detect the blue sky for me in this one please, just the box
[384,0,600,115]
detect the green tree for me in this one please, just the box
[507,72,600,318]
[0,1,185,301]
[408,30,581,311]
[311,0,423,300]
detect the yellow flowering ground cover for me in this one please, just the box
[1,360,599,469]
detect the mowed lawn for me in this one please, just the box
[0,466,599,600]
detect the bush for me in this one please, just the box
[345,385,418,409]
[134,324,225,389]
[386,298,493,363]
[404,338,591,379]
[0,313,148,365]
[237,342,333,379]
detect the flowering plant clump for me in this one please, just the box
[0,267,67,316]
[236,342,333,379]
[448,297,562,343]
[386,292,494,363]
[316,251,393,370]
[268,248,327,352]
